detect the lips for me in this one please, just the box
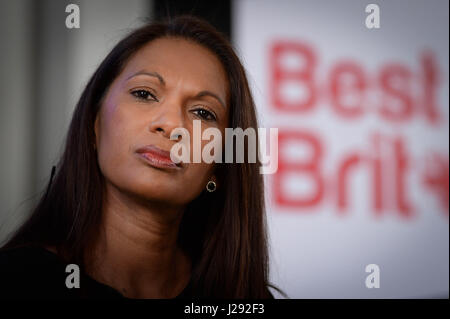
[136,145,181,169]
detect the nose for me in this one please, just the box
[148,97,185,140]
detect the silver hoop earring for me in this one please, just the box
[206,180,216,192]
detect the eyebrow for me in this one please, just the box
[127,71,166,86]
[195,90,226,110]
[126,70,226,109]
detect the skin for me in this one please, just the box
[74,37,229,298]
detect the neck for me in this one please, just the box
[85,182,192,298]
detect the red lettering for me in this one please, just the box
[330,62,366,118]
[393,137,414,217]
[270,41,317,112]
[337,153,362,213]
[379,64,413,122]
[422,153,449,214]
[274,130,324,208]
[421,51,441,124]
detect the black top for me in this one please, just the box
[0,245,193,299]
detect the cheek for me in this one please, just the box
[179,128,221,193]
[99,109,132,161]
[182,162,215,193]
[96,103,141,188]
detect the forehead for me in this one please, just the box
[121,37,229,101]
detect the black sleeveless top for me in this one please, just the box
[0,245,193,299]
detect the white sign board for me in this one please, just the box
[233,0,449,298]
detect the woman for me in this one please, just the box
[0,15,283,299]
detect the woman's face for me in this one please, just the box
[94,37,229,206]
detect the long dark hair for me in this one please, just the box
[1,15,284,298]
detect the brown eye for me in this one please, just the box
[192,108,217,121]
[131,89,158,102]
